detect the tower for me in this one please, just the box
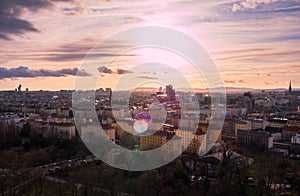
[17,84,22,92]
[166,85,176,102]
[289,80,292,92]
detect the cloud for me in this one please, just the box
[225,80,236,83]
[0,66,89,79]
[0,17,39,39]
[215,49,300,63]
[0,33,10,40]
[5,39,137,62]
[116,68,132,74]
[90,7,121,13]
[19,39,129,62]
[138,76,158,80]
[213,48,270,55]
[61,6,82,15]
[0,0,73,40]
[232,0,278,12]
[60,68,90,76]
[98,66,113,74]
[224,79,256,85]
[98,67,134,74]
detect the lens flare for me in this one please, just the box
[133,112,152,134]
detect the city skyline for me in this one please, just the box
[2,81,299,92]
[0,0,300,90]
[1,1,300,194]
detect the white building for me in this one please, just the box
[81,124,115,143]
[291,134,300,144]
[175,129,204,152]
[271,133,282,141]
[39,122,76,140]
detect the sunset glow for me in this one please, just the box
[0,0,299,90]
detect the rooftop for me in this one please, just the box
[237,130,271,138]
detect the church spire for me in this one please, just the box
[289,80,292,92]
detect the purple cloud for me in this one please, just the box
[0,66,90,79]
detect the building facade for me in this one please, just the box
[237,130,273,149]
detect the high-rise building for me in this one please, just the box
[221,118,236,141]
[289,80,292,92]
[166,85,176,102]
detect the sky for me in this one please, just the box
[0,0,299,91]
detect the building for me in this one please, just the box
[237,94,253,112]
[251,119,264,130]
[175,129,205,154]
[18,84,22,92]
[140,130,182,161]
[291,134,300,144]
[140,130,182,158]
[166,85,176,102]
[198,123,209,133]
[179,115,198,130]
[226,106,247,117]
[140,130,170,150]
[81,124,116,143]
[39,122,76,140]
[186,130,205,154]
[266,117,287,128]
[0,119,16,142]
[237,130,273,149]
[112,108,127,119]
[271,133,282,141]
[221,118,236,141]
[287,117,300,127]
[282,126,300,141]
[0,114,22,142]
[235,120,252,136]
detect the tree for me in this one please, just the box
[98,165,124,195]
[158,186,175,196]
[202,176,210,193]
[0,120,6,142]
[20,122,31,138]
[0,168,6,196]
[38,175,43,194]
[145,170,163,195]
[7,119,16,142]
[218,150,233,180]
